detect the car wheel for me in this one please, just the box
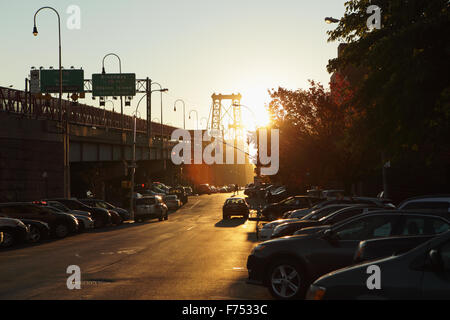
[164,212,168,220]
[54,223,70,238]
[267,259,307,300]
[244,214,249,220]
[28,225,42,243]
[1,230,15,248]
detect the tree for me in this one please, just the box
[267,77,374,193]
[327,0,450,161]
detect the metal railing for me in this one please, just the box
[0,86,177,136]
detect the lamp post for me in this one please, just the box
[173,99,186,130]
[33,7,70,198]
[324,17,340,24]
[150,82,168,143]
[103,100,114,127]
[101,53,124,132]
[130,88,167,221]
[189,109,199,130]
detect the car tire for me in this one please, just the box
[28,225,42,243]
[164,212,168,220]
[54,223,70,239]
[244,214,249,220]
[267,259,308,300]
[0,230,16,248]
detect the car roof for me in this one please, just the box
[399,194,450,205]
[332,210,450,229]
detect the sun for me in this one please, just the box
[240,88,272,131]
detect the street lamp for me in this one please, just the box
[33,7,70,198]
[129,88,167,221]
[101,53,124,131]
[151,82,168,144]
[189,109,199,130]
[325,17,340,24]
[173,99,186,130]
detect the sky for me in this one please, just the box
[0,0,346,130]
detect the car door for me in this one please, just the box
[327,215,402,271]
[421,239,450,299]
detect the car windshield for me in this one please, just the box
[226,199,245,205]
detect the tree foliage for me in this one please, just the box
[327,0,450,159]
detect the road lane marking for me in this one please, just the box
[186,226,195,231]
[190,200,201,210]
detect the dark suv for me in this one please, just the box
[0,203,78,238]
[44,198,111,228]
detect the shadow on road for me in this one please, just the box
[215,218,247,228]
[246,232,260,243]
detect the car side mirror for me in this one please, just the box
[429,249,444,271]
[323,229,337,242]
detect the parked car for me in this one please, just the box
[284,203,355,220]
[43,206,94,232]
[164,195,182,211]
[246,210,450,299]
[0,203,78,239]
[271,205,385,239]
[20,219,51,243]
[261,196,322,221]
[223,197,250,220]
[134,196,168,222]
[353,234,436,264]
[398,195,450,213]
[79,199,131,221]
[197,184,211,195]
[168,187,188,205]
[0,217,29,248]
[258,204,354,241]
[282,197,392,219]
[35,200,92,218]
[184,186,194,196]
[44,198,111,228]
[307,230,450,300]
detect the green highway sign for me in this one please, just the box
[92,73,136,97]
[40,69,84,93]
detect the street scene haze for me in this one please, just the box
[0,0,449,302]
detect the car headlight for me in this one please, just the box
[306,284,326,300]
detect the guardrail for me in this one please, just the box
[0,86,177,136]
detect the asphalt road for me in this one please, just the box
[0,193,271,300]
